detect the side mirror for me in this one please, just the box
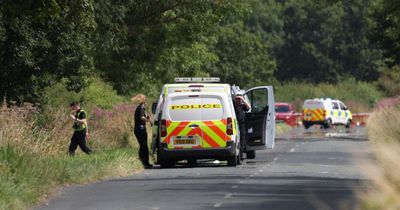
[151,102,157,114]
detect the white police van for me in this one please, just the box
[151,77,275,167]
[302,98,352,129]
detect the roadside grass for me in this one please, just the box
[275,80,384,112]
[0,147,140,210]
[361,106,400,209]
[0,102,143,210]
[276,123,292,136]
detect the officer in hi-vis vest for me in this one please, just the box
[69,102,92,155]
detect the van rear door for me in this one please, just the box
[244,86,275,149]
[165,93,228,149]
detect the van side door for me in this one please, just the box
[244,86,275,149]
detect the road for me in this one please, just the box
[38,126,371,210]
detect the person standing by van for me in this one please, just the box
[133,94,153,169]
[234,94,251,158]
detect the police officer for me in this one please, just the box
[69,102,92,155]
[234,94,251,160]
[133,94,153,169]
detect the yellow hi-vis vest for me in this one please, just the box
[73,110,87,131]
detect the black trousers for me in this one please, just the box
[69,130,92,155]
[239,122,246,150]
[134,128,150,166]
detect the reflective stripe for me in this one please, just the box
[303,109,325,121]
[73,110,87,131]
[162,119,233,149]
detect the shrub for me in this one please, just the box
[275,80,384,112]
[362,107,400,209]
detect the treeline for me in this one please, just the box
[1,0,399,102]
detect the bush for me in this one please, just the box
[275,80,384,112]
[41,77,125,112]
[362,107,400,209]
[377,65,400,97]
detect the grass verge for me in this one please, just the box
[276,123,292,136]
[361,106,400,209]
[0,146,141,210]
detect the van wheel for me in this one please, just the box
[188,159,197,167]
[345,120,351,128]
[227,152,237,167]
[324,119,332,129]
[246,150,256,159]
[304,124,311,129]
[160,160,174,168]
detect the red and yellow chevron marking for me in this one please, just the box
[162,119,231,149]
[303,109,325,121]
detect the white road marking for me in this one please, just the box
[259,169,264,172]
[273,157,279,161]
[238,180,244,184]
[152,207,160,210]
[224,193,233,199]
[319,171,329,174]
[232,185,239,189]
[214,203,223,208]
[290,148,295,153]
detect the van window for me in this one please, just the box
[339,102,347,110]
[168,96,224,121]
[332,102,339,110]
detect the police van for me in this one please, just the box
[152,77,275,167]
[302,98,352,129]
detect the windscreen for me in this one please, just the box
[167,96,224,121]
[275,105,290,113]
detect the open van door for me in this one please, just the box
[244,86,275,149]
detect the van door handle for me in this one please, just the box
[189,124,199,128]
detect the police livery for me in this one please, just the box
[302,98,352,129]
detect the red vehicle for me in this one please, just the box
[275,103,297,126]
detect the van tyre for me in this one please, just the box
[345,119,351,128]
[324,119,332,129]
[188,159,197,167]
[227,155,237,166]
[246,150,256,159]
[160,159,174,168]
[304,123,311,129]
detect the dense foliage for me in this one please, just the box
[1,0,399,102]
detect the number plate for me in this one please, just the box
[174,139,196,145]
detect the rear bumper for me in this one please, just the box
[303,120,327,125]
[160,141,236,160]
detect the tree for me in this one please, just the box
[0,0,95,102]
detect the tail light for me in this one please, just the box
[226,117,233,135]
[161,119,167,137]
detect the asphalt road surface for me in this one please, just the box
[38,126,371,210]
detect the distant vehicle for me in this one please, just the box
[275,103,297,126]
[302,98,352,129]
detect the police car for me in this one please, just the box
[151,77,275,167]
[302,98,352,129]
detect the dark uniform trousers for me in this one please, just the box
[69,130,92,155]
[134,127,150,165]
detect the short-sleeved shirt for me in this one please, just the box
[73,109,86,131]
[134,104,146,131]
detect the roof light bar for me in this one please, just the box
[174,77,220,83]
